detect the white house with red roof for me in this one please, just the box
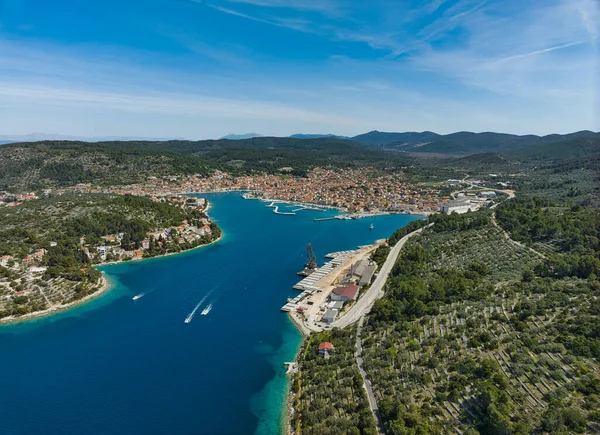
[331,284,359,302]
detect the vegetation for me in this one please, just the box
[496,197,599,279]
[0,138,409,190]
[291,327,377,435]
[0,193,219,320]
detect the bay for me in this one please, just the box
[0,193,422,435]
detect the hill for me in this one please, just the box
[0,137,408,191]
[351,130,441,147]
[294,208,600,434]
[0,193,220,321]
[289,134,349,140]
[351,130,600,156]
[0,133,181,143]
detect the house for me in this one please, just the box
[331,284,359,302]
[33,249,46,260]
[1,255,13,266]
[479,191,497,198]
[141,239,150,250]
[322,308,339,324]
[97,246,110,260]
[50,242,58,247]
[318,342,334,357]
[133,249,144,259]
[359,264,377,287]
[351,259,369,280]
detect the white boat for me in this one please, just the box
[201,304,213,315]
[185,290,213,323]
[369,223,374,230]
[132,292,145,300]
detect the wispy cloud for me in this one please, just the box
[492,40,587,63]
[208,4,312,32]
[223,0,343,16]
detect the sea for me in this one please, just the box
[0,193,422,435]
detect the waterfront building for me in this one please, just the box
[331,284,359,302]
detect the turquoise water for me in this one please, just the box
[0,193,422,435]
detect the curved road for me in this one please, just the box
[333,225,427,328]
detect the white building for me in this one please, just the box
[440,198,475,214]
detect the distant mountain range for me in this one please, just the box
[0,133,183,144]
[4,130,599,157]
[348,130,600,155]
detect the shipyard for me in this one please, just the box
[282,242,382,334]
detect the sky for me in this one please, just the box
[0,0,598,139]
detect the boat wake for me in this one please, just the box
[200,304,213,316]
[132,289,155,301]
[185,290,214,323]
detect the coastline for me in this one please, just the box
[283,316,308,435]
[0,229,224,327]
[0,274,112,326]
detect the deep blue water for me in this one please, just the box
[0,193,422,435]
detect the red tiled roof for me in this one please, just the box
[318,342,334,350]
[333,284,359,300]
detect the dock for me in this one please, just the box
[281,250,358,312]
[284,362,298,375]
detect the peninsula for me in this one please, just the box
[0,192,221,323]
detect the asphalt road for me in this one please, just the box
[333,225,427,328]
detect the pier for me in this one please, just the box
[281,250,359,313]
[284,362,298,375]
[313,217,336,222]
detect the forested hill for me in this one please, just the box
[0,137,406,190]
[351,130,600,156]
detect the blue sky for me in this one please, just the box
[0,0,598,138]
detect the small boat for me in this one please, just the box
[132,293,145,301]
[201,304,212,315]
[369,223,374,230]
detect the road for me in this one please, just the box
[356,315,385,434]
[333,225,427,328]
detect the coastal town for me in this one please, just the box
[0,193,219,322]
[0,167,509,324]
[57,168,446,215]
